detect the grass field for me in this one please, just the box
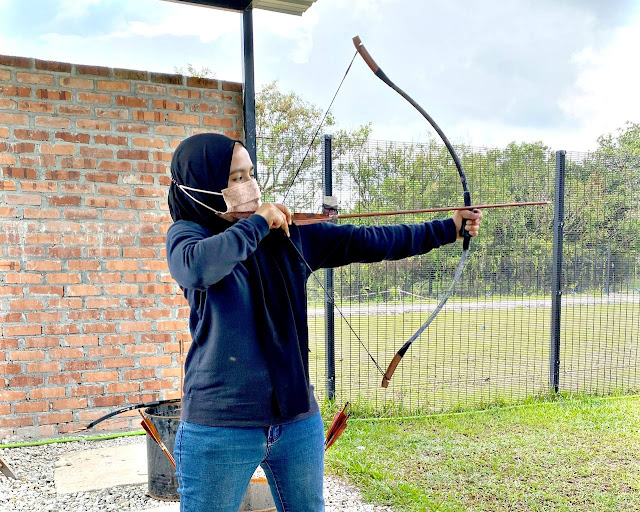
[308,298,640,413]
[322,394,640,511]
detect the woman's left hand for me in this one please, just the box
[452,209,483,239]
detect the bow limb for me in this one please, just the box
[351,35,472,387]
[68,398,181,434]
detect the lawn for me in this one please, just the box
[323,395,640,511]
[308,300,640,412]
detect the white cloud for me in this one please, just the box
[254,8,318,65]
[560,19,640,147]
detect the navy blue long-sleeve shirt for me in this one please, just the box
[166,214,457,426]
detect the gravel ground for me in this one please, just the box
[0,435,390,512]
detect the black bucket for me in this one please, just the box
[144,402,181,501]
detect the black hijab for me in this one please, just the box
[168,133,311,418]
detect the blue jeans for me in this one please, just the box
[174,413,325,512]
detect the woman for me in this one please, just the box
[166,133,482,512]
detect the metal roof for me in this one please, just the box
[163,0,316,15]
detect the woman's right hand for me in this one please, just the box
[255,203,292,237]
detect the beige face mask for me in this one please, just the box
[172,178,262,216]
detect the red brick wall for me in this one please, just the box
[0,54,244,441]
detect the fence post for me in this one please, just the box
[322,134,336,401]
[550,150,566,393]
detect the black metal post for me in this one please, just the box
[241,7,257,171]
[322,135,336,401]
[550,150,566,393]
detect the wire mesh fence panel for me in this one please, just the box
[257,132,640,413]
[559,152,640,394]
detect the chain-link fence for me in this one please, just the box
[256,133,640,413]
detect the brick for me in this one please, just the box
[0,126,8,137]
[134,85,165,96]
[66,285,101,296]
[77,92,111,104]
[84,197,119,208]
[34,59,71,72]
[15,401,50,413]
[0,55,31,67]
[168,113,199,125]
[4,323,41,336]
[107,382,140,393]
[222,81,242,92]
[35,116,70,128]
[45,169,80,181]
[115,95,147,108]
[97,80,130,92]
[66,308,100,320]
[187,76,219,89]
[0,180,16,190]
[133,137,165,148]
[152,99,183,110]
[61,157,96,169]
[203,116,233,127]
[150,73,182,85]
[63,211,99,222]
[9,299,44,312]
[25,260,61,271]
[55,131,90,143]
[169,88,200,99]
[88,346,121,358]
[64,335,99,347]
[46,272,82,284]
[17,72,54,85]
[191,102,219,114]
[116,123,149,133]
[0,363,21,376]
[5,191,40,204]
[94,134,128,145]
[117,149,149,160]
[53,398,87,410]
[17,100,54,113]
[59,76,94,89]
[49,196,82,206]
[50,347,84,359]
[77,119,111,130]
[134,110,166,122]
[154,125,185,136]
[114,68,148,80]
[36,88,71,100]
[0,417,34,428]
[93,395,127,407]
[26,361,61,373]
[0,69,10,80]
[142,379,173,390]
[124,369,155,380]
[96,108,128,119]
[0,85,31,97]
[85,371,119,382]
[0,98,16,109]
[24,285,63,295]
[71,385,104,396]
[83,173,117,185]
[57,104,91,116]
[76,64,110,76]
[40,411,73,425]
[9,350,45,361]
[0,112,29,125]
[0,154,16,165]
[40,143,75,155]
[49,372,83,384]
[13,129,48,141]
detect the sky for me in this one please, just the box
[1,0,639,152]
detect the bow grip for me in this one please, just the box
[461,191,471,250]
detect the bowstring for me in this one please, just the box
[281,49,358,203]
[286,237,386,378]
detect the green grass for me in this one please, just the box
[323,394,640,511]
[308,301,640,412]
